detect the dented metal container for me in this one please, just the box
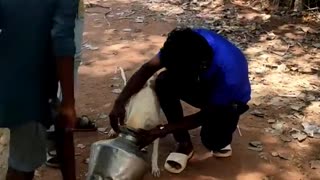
[87,128,148,180]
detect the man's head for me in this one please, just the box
[159,27,213,81]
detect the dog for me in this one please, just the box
[125,75,162,177]
[108,71,163,177]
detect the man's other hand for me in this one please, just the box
[109,101,126,133]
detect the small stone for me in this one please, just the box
[259,152,268,160]
[254,67,266,74]
[98,127,107,133]
[290,105,302,111]
[77,144,86,149]
[111,77,120,80]
[110,84,120,88]
[278,152,291,160]
[271,151,279,157]
[34,170,41,177]
[277,64,287,72]
[122,28,132,32]
[302,122,320,137]
[253,101,262,106]
[83,43,99,51]
[312,43,320,48]
[291,130,307,142]
[104,103,112,108]
[268,97,284,106]
[293,113,303,119]
[84,158,90,164]
[249,141,262,147]
[99,113,108,119]
[248,141,263,152]
[310,160,320,169]
[135,16,145,23]
[264,127,276,134]
[112,88,122,94]
[268,119,276,124]
[251,110,264,118]
[248,146,263,152]
[271,121,284,133]
[306,94,316,101]
[280,135,292,142]
[300,26,310,33]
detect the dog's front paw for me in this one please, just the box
[107,129,118,138]
[151,166,161,177]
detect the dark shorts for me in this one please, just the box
[155,70,249,151]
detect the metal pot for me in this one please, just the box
[87,128,148,180]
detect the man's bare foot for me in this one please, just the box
[167,141,193,169]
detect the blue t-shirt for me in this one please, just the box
[194,28,251,105]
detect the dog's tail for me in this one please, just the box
[117,66,127,86]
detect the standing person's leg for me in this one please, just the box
[73,16,84,93]
[72,15,96,131]
[6,122,47,180]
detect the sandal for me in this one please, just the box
[164,151,194,174]
[74,115,97,132]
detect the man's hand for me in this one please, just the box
[57,101,77,130]
[109,101,126,133]
[136,125,167,149]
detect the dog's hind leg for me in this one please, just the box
[151,138,160,177]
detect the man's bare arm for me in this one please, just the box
[109,55,163,132]
[116,55,162,105]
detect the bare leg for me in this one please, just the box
[151,138,160,177]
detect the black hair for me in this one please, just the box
[159,27,213,75]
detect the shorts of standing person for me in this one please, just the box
[9,121,47,172]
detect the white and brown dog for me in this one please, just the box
[108,69,163,177]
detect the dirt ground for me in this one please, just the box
[14,0,320,179]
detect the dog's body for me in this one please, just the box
[125,76,162,177]
[108,75,162,177]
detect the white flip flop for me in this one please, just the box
[164,151,194,174]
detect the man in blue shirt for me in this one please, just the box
[109,27,251,173]
[0,0,78,179]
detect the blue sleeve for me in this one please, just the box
[51,0,77,57]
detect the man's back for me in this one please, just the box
[194,29,251,105]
